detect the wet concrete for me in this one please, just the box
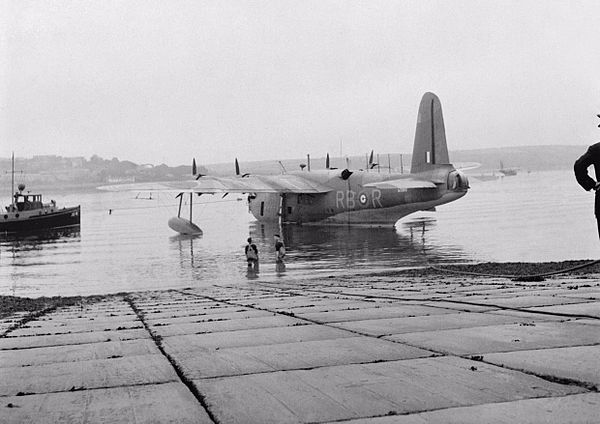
[1,273,599,423]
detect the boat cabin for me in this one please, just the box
[15,193,43,211]
[6,192,55,213]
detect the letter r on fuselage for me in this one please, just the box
[335,190,344,209]
[372,189,382,208]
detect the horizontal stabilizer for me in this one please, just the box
[363,178,436,191]
[454,162,481,171]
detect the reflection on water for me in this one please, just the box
[2,170,598,297]
[1,228,81,296]
[166,216,465,284]
[242,218,468,277]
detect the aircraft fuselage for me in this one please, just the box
[248,166,468,226]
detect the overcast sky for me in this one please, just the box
[2,0,599,166]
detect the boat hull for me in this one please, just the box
[0,206,81,234]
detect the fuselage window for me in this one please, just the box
[260,201,264,216]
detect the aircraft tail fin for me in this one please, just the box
[411,92,450,173]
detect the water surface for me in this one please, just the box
[1,170,597,297]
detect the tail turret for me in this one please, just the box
[411,92,450,173]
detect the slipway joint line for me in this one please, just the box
[124,296,220,424]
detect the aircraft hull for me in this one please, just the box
[248,190,466,226]
[318,190,466,226]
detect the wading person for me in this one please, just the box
[274,234,286,262]
[245,237,259,271]
[274,234,286,274]
[574,142,600,238]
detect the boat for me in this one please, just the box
[1,154,80,235]
[498,161,518,176]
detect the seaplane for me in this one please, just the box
[100,92,470,235]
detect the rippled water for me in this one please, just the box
[1,170,598,297]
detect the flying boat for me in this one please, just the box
[100,92,469,234]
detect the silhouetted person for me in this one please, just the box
[574,142,600,238]
[245,237,259,271]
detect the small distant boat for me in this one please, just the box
[498,161,518,176]
[1,154,80,235]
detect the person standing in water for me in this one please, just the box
[245,237,259,271]
[274,234,286,262]
[274,234,286,274]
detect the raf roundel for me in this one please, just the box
[359,193,368,205]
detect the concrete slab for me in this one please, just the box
[134,301,231,314]
[484,345,600,388]
[171,336,433,379]
[152,314,306,337]
[297,304,456,324]
[574,319,600,326]
[330,393,600,423]
[0,382,213,424]
[486,308,582,321]
[136,307,239,320]
[0,328,149,350]
[446,295,588,309]
[387,320,600,355]
[145,308,270,326]
[195,356,584,424]
[162,324,356,352]
[420,301,500,313]
[527,301,600,318]
[331,312,536,337]
[0,338,159,368]
[0,353,177,396]
[233,296,375,313]
[9,318,144,337]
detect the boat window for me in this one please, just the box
[287,206,292,214]
[3,215,7,219]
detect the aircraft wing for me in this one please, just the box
[363,178,437,191]
[99,174,333,194]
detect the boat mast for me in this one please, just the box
[11,152,15,210]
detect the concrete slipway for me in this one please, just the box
[1,272,599,423]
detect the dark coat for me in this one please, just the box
[574,142,600,216]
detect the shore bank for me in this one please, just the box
[1,262,599,423]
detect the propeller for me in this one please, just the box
[193,158,206,180]
[368,150,378,169]
[235,158,250,177]
[326,153,330,169]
